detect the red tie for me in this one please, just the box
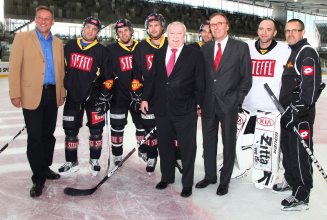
[167,49,178,77]
[214,43,222,72]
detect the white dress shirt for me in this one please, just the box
[214,36,229,60]
[165,44,184,67]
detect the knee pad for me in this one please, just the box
[111,126,124,147]
[65,129,79,137]
[90,128,103,135]
[135,123,145,144]
[65,135,79,150]
[89,134,102,150]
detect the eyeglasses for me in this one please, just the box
[210,22,227,28]
[285,29,303,34]
[84,25,98,32]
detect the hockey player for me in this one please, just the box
[188,20,213,49]
[239,19,291,186]
[274,19,321,211]
[59,16,114,176]
[131,13,182,175]
[106,19,146,166]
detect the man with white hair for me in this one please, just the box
[141,22,205,197]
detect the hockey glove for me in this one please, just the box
[130,92,142,113]
[95,93,112,116]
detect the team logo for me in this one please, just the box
[257,117,274,127]
[70,53,93,72]
[65,141,78,149]
[251,59,275,77]
[300,130,309,139]
[237,115,244,125]
[136,135,145,143]
[260,49,268,55]
[111,136,123,144]
[90,19,98,24]
[103,79,113,90]
[287,61,293,68]
[205,20,210,23]
[117,22,124,27]
[303,66,314,76]
[89,140,102,147]
[131,79,143,91]
[91,112,105,124]
[63,116,74,121]
[148,16,155,20]
[146,54,154,70]
[119,55,133,71]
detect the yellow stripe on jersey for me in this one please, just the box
[77,37,98,50]
[118,39,139,52]
[146,36,166,49]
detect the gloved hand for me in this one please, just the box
[130,92,142,113]
[281,102,308,132]
[95,93,112,116]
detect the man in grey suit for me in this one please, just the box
[195,12,252,195]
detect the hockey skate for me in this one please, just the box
[272,178,292,195]
[58,161,79,174]
[281,195,309,211]
[113,155,122,166]
[175,159,183,174]
[89,159,101,176]
[138,151,148,165]
[146,158,157,176]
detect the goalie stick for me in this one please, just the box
[64,127,157,196]
[103,113,110,177]
[0,126,26,154]
[264,83,327,183]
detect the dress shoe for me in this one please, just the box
[216,184,229,196]
[155,181,174,190]
[30,183,44,197]
[181,187,192,197]
[195,179,217,188]
[45,168,60,180]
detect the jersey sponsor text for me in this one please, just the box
[146,54,154,70]
[119,55,133,71]
[70,53,94,72]
[251,59,276,77]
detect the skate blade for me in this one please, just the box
[148,172,151,177]
[59,166,80,175]
[281,204,309,211]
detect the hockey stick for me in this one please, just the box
[0,126,26,154]
[264,83,327,182]
[64,127,157,196]
[104,113,110,177]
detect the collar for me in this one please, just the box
[35,28,53,41]
[167,44,184,52]
[77,37,98,50]
[289,38,308,51]
[215,35,228,47]
[146,36,166,49]
[118,39,139,52]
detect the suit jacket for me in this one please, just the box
[201,37,252,116]
[143,44,205,116]
[9,30,65,110]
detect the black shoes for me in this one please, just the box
[181,187,192,197]
[155,181,174,190]
[195,179,217,188]
[45,168,61,180]
[216,184,229,196]
[30,183,44,197]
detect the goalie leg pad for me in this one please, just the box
[111,126,124,156]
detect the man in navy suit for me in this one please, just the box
[141,21,205,197]
[195,12,252,195]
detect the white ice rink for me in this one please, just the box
[0,76,327,220]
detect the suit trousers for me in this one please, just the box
[22,86,58,184]
[280,107,315,201]
[156,102,197,188]
[202,98,238,185]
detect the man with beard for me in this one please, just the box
[59,16,114,176]
[233,19,290,186]
[274,19,322,211]
[106,19,146,166]
[188,20,213,49]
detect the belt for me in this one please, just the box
[43,84,55,89]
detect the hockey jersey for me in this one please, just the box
[64,38,114,103]
[131,36,168,103]
[107,40,139,107]
[242,40,291,113]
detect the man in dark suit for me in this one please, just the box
[195,12,252,195]
[141,21,205,198]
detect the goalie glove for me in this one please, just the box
[130,92,142,113]
[95,93,112,116]
[281,101,308,132]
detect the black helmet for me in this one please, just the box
[144,13,166,31]
[82,16,102,33]
[114,19,133,35]
[200,20,210,32]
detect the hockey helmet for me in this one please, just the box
[82,16,102,33]
[114,19,133,35]
[199,20,210,32]
[144,13,166,30]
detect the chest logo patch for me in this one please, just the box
[287,61,293,68]
[131,79,143,91]
[146,54,154,70]
[119,55,133,71]
[251,59,276,77]
[70,53,93,72]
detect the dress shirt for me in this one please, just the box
[35,28,55,85]
[214,36,229,60]
[165,44,184,67]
